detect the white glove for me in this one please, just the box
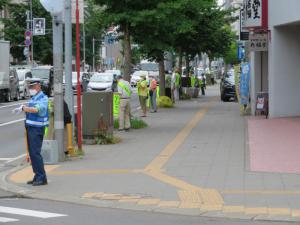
[12,105,24,115]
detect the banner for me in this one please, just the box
[113,93,120,117]
[240,63,250,105]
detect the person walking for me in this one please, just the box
[137,75,148,117]
[117,75,132,131]
[200,74,206,96]
[149,76,157,113]
[12,78,49,186]
[175,69,181,100]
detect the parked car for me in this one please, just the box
[31,66,54,97]
[220,69,236,102]
[87,72,114,92]
[16,69,32,99]
[7,68,20,102]
[105,69,122,76]
[130,70,149,87]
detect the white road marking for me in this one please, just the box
[0,217,19,223]
[0,119,25,127]
[0,206,67,218]
[0,102,28,110]
[6,154,27,163]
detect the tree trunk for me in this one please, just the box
[208,56,212,71]
[123,22,132,82]
[158,58,166,96]
[178,49,183,76]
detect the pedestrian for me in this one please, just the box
[200,74,206,96]
[149,76,157,113]
[63,99,72,155]
[12,78,49,186]
[175,68,181,100]
[171,70,176,103]
[165,73,172,99]
[137,75,148,117]
[117,75,132,131]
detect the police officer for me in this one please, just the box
[13,78,49,186]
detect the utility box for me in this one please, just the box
[82,91,113,140]
[41,140,59,164]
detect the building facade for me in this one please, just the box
[248,0,300,117]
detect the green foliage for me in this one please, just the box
[2,0,52,63]
[114,118,148,129]
[158,96,173,108]
[224,41,239,65]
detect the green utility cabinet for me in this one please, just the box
[82,92,113,140]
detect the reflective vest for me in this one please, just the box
[26,92,49,128]
[137,80,148,96]
[175,73,180,88]
[118,81,131,97]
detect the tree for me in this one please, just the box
[1,0,52,64]
[93,0,162,81]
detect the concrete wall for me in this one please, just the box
[269,0,300,27]
[269,25,300,117]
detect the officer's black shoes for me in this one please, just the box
[26,180,34,185]
[32,180,48,186]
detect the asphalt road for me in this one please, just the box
[0,197,295,225]
[0,90,140,160]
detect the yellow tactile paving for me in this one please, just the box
[222,206,245,213]
[292,210,300,218]
[9,165,60,183]
[158,201,180,208]
[137,199,161,205]
[268,208,291,216]
[101,194,123,200]
[82,192,105,199]
[118,198,141,203]
[179,202,202,209]
[244,207,268,215]
[223,189,300,195]
[199,189,224,205]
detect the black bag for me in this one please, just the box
[149,90,153,97]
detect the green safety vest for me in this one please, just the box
[118,81,131,97]
[191,76,195,87]
[175,73,180,87]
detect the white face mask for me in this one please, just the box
[29,89,38,96]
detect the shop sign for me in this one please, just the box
[249,33,268,51]
[242,0,268,29]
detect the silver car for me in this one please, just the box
[16,69,32,99]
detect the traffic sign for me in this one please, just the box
[25,30,32,37]
[23,47,29,56]
[25,39,31,46]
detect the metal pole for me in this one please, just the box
[64,0,74,133]
[52,14,65,162]
[30,0,34,64]
[83,22,86,72]
[76,0,83,150]
[92,37,95,72]
[26,10,30,65]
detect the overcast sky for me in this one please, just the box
[218,0,224,6]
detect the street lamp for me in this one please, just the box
[40,0,65,162]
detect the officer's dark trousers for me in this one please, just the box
[26,126,47,182]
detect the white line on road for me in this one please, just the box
[0,102,27,110]
[6,154,27,163]
[0,119,25,127]
[0,217,19,223]
[0,206,67,219]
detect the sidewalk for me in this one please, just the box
[3,85,300,222]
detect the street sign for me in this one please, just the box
[25,30,32,37]
[242,0,268,30]
[240,9,249,41]
[33,18,46,35]
[23,47,29,56]
[249,33,268,51]
[25,39,31,46]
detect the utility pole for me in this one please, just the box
[92,37,95,72]
[53,14,65,161]
[30,0,34,64]
[64,0,74,131]
[83,21,86,72]
[26,10,30,65]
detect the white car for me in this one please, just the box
[63,72,90,93]
[16,69,31,99]
[105,69,121,76]
[87,73,114,92]
[130,71,149,87]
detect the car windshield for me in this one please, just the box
[31,69,49,79]
[90,74,112,82]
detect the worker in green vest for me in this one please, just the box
[175,68,181,100]
[137,75,148,117]
[117,75,132,131]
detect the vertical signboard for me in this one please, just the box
[240,63,250,105]
[242,0,268,30]
[33,18,46,35]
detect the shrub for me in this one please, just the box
[157,96,173,108]
[114,118,148,129]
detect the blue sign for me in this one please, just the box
[240,63,250,105]
[237,42,245,61]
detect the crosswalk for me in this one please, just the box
[0,206,67,223]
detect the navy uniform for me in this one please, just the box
[24,79,49,186]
